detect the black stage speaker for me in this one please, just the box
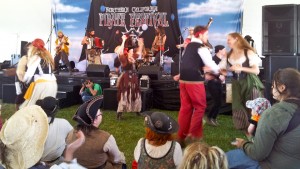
[264,56,298,83]
[171,62,179,76]
[21,41,29,56]
[262,4,297,55]
[86,64,110,77]
[138,66,162,80]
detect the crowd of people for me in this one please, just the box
[1,24,300,169]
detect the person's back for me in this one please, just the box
[42,118,73,162]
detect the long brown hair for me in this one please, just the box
[28,45,55,69]
[272,68,300,100]
[227,32,255,56]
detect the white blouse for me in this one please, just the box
[219,53,261,70]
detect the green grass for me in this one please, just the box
[1,103,245,166]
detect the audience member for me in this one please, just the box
[79,79,102,102]
[133,111,183,169]
[20,38,57,109]
[0,105,49,169]
[227,68,300,169]
[66,95,126,168]
[37,97,73,166]
[245,97,271,138]
[218,33,264,132]
[179,142,228,169]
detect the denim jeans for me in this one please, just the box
[81,91,93,102]
[226,149,261,169]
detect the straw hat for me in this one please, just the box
[0,105,49,169]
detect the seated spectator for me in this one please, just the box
[0,105,49,169]
[246,97,271,138]
[227,68,300,169]
[66,95,126,169]
[133,111,183,169]
[79,79,102,102]
[37,96,73,166]
[179,142,228,169]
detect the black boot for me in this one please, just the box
[117,112,122,120]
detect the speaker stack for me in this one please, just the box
[262,4,300,101]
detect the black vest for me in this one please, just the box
[180,42,205,81]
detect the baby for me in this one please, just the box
[246,97,271,137]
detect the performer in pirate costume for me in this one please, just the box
[53,30,72,75]
[20,38,57,109]
[115,28,144,120]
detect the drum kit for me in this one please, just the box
[135,48,173,73]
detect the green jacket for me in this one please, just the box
[243,101,300,169]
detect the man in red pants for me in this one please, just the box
[177,25,221,146]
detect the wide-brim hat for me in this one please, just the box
[143,111,179,134]
[246,97,271,115]
[0,105,49,169]
[73,95,103,126]
[36,96,59,116]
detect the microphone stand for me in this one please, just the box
[178,28,188,74]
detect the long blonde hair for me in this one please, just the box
[179,142,228,169]
[27,45,54,69]
[228,32,255,56]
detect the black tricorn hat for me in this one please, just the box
[73,95,103,126]
[143,111,179,134]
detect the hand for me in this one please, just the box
[121,35,127,41]
[203,66,212,73]
[230,64,242,73]
[219,75,225,82]
[128,56,136,63]
[173,74,180,81]
[232,138,246,148]
[75,130,85,143]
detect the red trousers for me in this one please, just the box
[178,82,206,139]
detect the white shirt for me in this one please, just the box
[41,118,73,162]
[191,37,220,74]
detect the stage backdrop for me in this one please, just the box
[78,0,181,61]
[52,0,243,67]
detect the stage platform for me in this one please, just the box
[0,70,231,114]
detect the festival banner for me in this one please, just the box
[79,0,181,61]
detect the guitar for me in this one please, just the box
[56,36,69,54]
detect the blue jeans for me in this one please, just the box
[226,149,261,169]
[81,91,93,102]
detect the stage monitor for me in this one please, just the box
[86,64,110,77]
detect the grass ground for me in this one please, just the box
[1,103,245,167]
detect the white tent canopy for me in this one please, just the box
[0,0,53,63]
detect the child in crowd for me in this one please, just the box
[246,97,271,138]
[179,142,228,169]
